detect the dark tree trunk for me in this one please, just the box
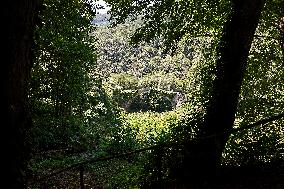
[3,1,39,188]
[180,0,265,187]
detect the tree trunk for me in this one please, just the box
[181,0,265,187]
[3,1,39,188]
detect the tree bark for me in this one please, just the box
[3,1,39,188]
[180,0,265,187]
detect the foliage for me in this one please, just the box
[105,0,231,51]
[94,21,218,114]
[93,23,192,78]
[29,0,120,151]
[28,0,284,188]
[101,103,206,187]
[222,2,284,165]
[94,0,284,186]
[102,0,284,162]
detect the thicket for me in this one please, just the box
[28,0,284,188]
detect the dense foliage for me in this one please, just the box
[28,0,284,188]
[29,0,119,151]
[93,18,284,188]
[223,2,284,164]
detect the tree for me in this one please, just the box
[3,0,40,188]
[30,0,98,150]
[94,21,201,113]
[105,0,265,186]
[186,0,264,184]
[222,1,284,166]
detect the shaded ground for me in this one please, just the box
[217,161,284,189]
[163,160,284,189]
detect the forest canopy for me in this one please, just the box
[5,0,284,188]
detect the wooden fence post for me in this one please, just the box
[79,165,85,189]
